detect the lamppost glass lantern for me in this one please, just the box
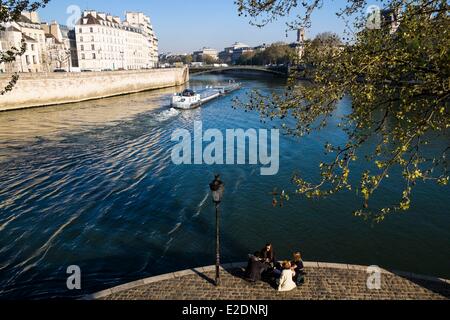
[209,174,224,205]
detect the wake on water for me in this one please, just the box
[154,107,180,122]
[193,192,209,218]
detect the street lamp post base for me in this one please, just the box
[216,265,220,286]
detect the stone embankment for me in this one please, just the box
[0,67,189,111]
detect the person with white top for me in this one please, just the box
[277,260,297,292]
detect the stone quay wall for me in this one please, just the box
[0,67,189,111]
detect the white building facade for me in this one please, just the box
[75,10,158,71]
[0,12,79,73]
[0,12,46,73]
[125,12,158,68]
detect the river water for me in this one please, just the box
[0,74,448,299]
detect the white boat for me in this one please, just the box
[171,88,220,110]
[171,81,242,110]
[171,89,201,109]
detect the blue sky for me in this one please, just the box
[38,0,349,53]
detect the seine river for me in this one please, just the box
[0,74,448,299]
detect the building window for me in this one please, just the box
[26,55,30,64]
[81,53,85,59]
[92,53,96,59]
[80,36,83,42]
[80,45,84,51]
[79,28,82,33]
[90,27,93,33]
[91,44,95,50]
[31,44,35,51]
[91,36,94,42]
[33,56,37,64]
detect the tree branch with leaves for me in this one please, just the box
[235,0,449,221]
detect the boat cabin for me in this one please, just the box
[181,89,196,97]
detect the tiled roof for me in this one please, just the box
[76,13,146,34]
[79,14,100,25]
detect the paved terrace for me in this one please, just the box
[85,262,450,300]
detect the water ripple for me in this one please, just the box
[0,75,448,299]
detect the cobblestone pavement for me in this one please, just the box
[88,263,450,300]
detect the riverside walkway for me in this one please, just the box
[85,262,449,300]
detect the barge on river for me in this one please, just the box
[171,81,241,110]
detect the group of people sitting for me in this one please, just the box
[244,243,306,292]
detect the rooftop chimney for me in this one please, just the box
[22,11,40,23]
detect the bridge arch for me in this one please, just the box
[189,65,287,77]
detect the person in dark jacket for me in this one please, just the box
[245,252,269,283]
[291,252,306,285]
[261,243,275,267]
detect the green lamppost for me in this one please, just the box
[209,174,224,286]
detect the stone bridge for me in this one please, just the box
[189,65,289,77]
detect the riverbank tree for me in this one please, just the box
[201,54,218,65]
[235,0,449,221]
[237,42,296,65]
[161,54,193,65]
[0,0,49,94]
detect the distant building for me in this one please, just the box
[193,47,218,62]
[381,9,400,33]
[75,10,158,71]
[219,42,253,64]
[289,28,307,62]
